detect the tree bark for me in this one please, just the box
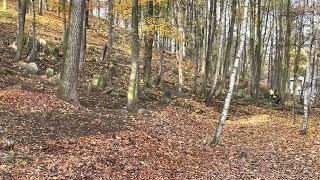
[127,0,140,109]
[27,0,37,62]
[79,1,88,71]
[58,0,86,104]
[101,0,114,66]
[15,0,27,61]
[301,47,312,135]
[143,0,154,88]
[176,0,184,93]
[201,0,216,93]
[38,0,43,15]
[206,0,226,104]
[292,13,304,125]
[221,0,237,91]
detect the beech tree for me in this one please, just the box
[58,0,86,103]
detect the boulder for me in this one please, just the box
[18,61,39,75]
[162,90,172,101]
[45,68,54,78]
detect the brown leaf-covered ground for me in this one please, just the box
[1,3,320,179]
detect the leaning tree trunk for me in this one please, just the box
[27,0,37,62]
[143,0,154,88]
[58,0,86,104]
[15,0,27,61]
[127,0,140,109]
[213,0,248,144]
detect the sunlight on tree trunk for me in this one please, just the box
[127,0,139,109]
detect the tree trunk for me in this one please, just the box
[176,0,184,93]
[301,47,312,135]
[221,0,237,91]
[15,0,27,61]
[38,0,43,15]
[143,0,154,88]
[101,0,114,66]
[79,2,88,71]
[282,0,291,103]
[201,0,216,93]
[292,13,304,125]
[213,0,249,145]
[127,0,140,109]
[27,0,37,62]
[206,0,226,104]
[58,0,86,104]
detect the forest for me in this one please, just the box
[0,0,320,178]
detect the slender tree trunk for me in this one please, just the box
[221,0,237,91]
[79,2,88,71]
[206,0,226,104]
[201,0,215,93]
[282,0,291,103]
[101,0,114,66]
[292,14,304,125]
[27,0,37,62]
[127,0,140,109]
[38,0,43,15]
[193,10,201,93]
[176,0,184,93]
[311,41,318,104]
[155,45,165,86]
[213,0,249,145]
[15,0,27,61]
[301,47,312,135]
[58,0,86,104]
[143,0,154,87]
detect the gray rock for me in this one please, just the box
[45,68,54,78]
[18,61,38,75]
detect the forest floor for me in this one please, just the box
[1,4,320,179]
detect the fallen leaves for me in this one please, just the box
[0,89,78,113]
